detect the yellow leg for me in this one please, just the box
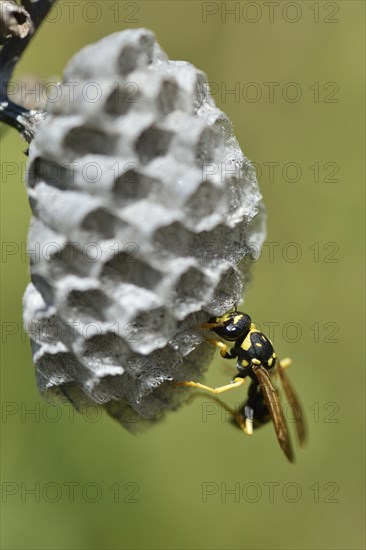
[185,392,253,436]
[173,377,245,395]
[245,418,253,435]
[280,357,292,369]
[231,407,252,435]
[204,337,230,358]
[227,407,253,436]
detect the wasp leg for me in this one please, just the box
[187,392,237,415]
[186,392,250,435]
[244,381,261,436]
[173,377,245,395]
[280,358,292,369]
[204,337,237,359]
[243,405,254,435]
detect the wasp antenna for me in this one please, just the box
[200,321,224,329]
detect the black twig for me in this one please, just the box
[0,0,56,142]
[0,0,32,42]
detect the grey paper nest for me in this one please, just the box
[22,28,265,428]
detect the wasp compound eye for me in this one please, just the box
[210,312,252,341]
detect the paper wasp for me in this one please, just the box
[174,308,306,462]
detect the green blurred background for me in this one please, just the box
[1,1,364,549]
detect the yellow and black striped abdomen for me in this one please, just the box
[238,329,276,370]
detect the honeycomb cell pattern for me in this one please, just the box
[23,29,266,428]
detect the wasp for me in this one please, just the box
[175,308,306,463]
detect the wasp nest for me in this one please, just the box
[23,29,265,428]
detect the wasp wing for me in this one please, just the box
[277,360,307,446]
[253,365,295,463]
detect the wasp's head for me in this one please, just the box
[208,311,251,341]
